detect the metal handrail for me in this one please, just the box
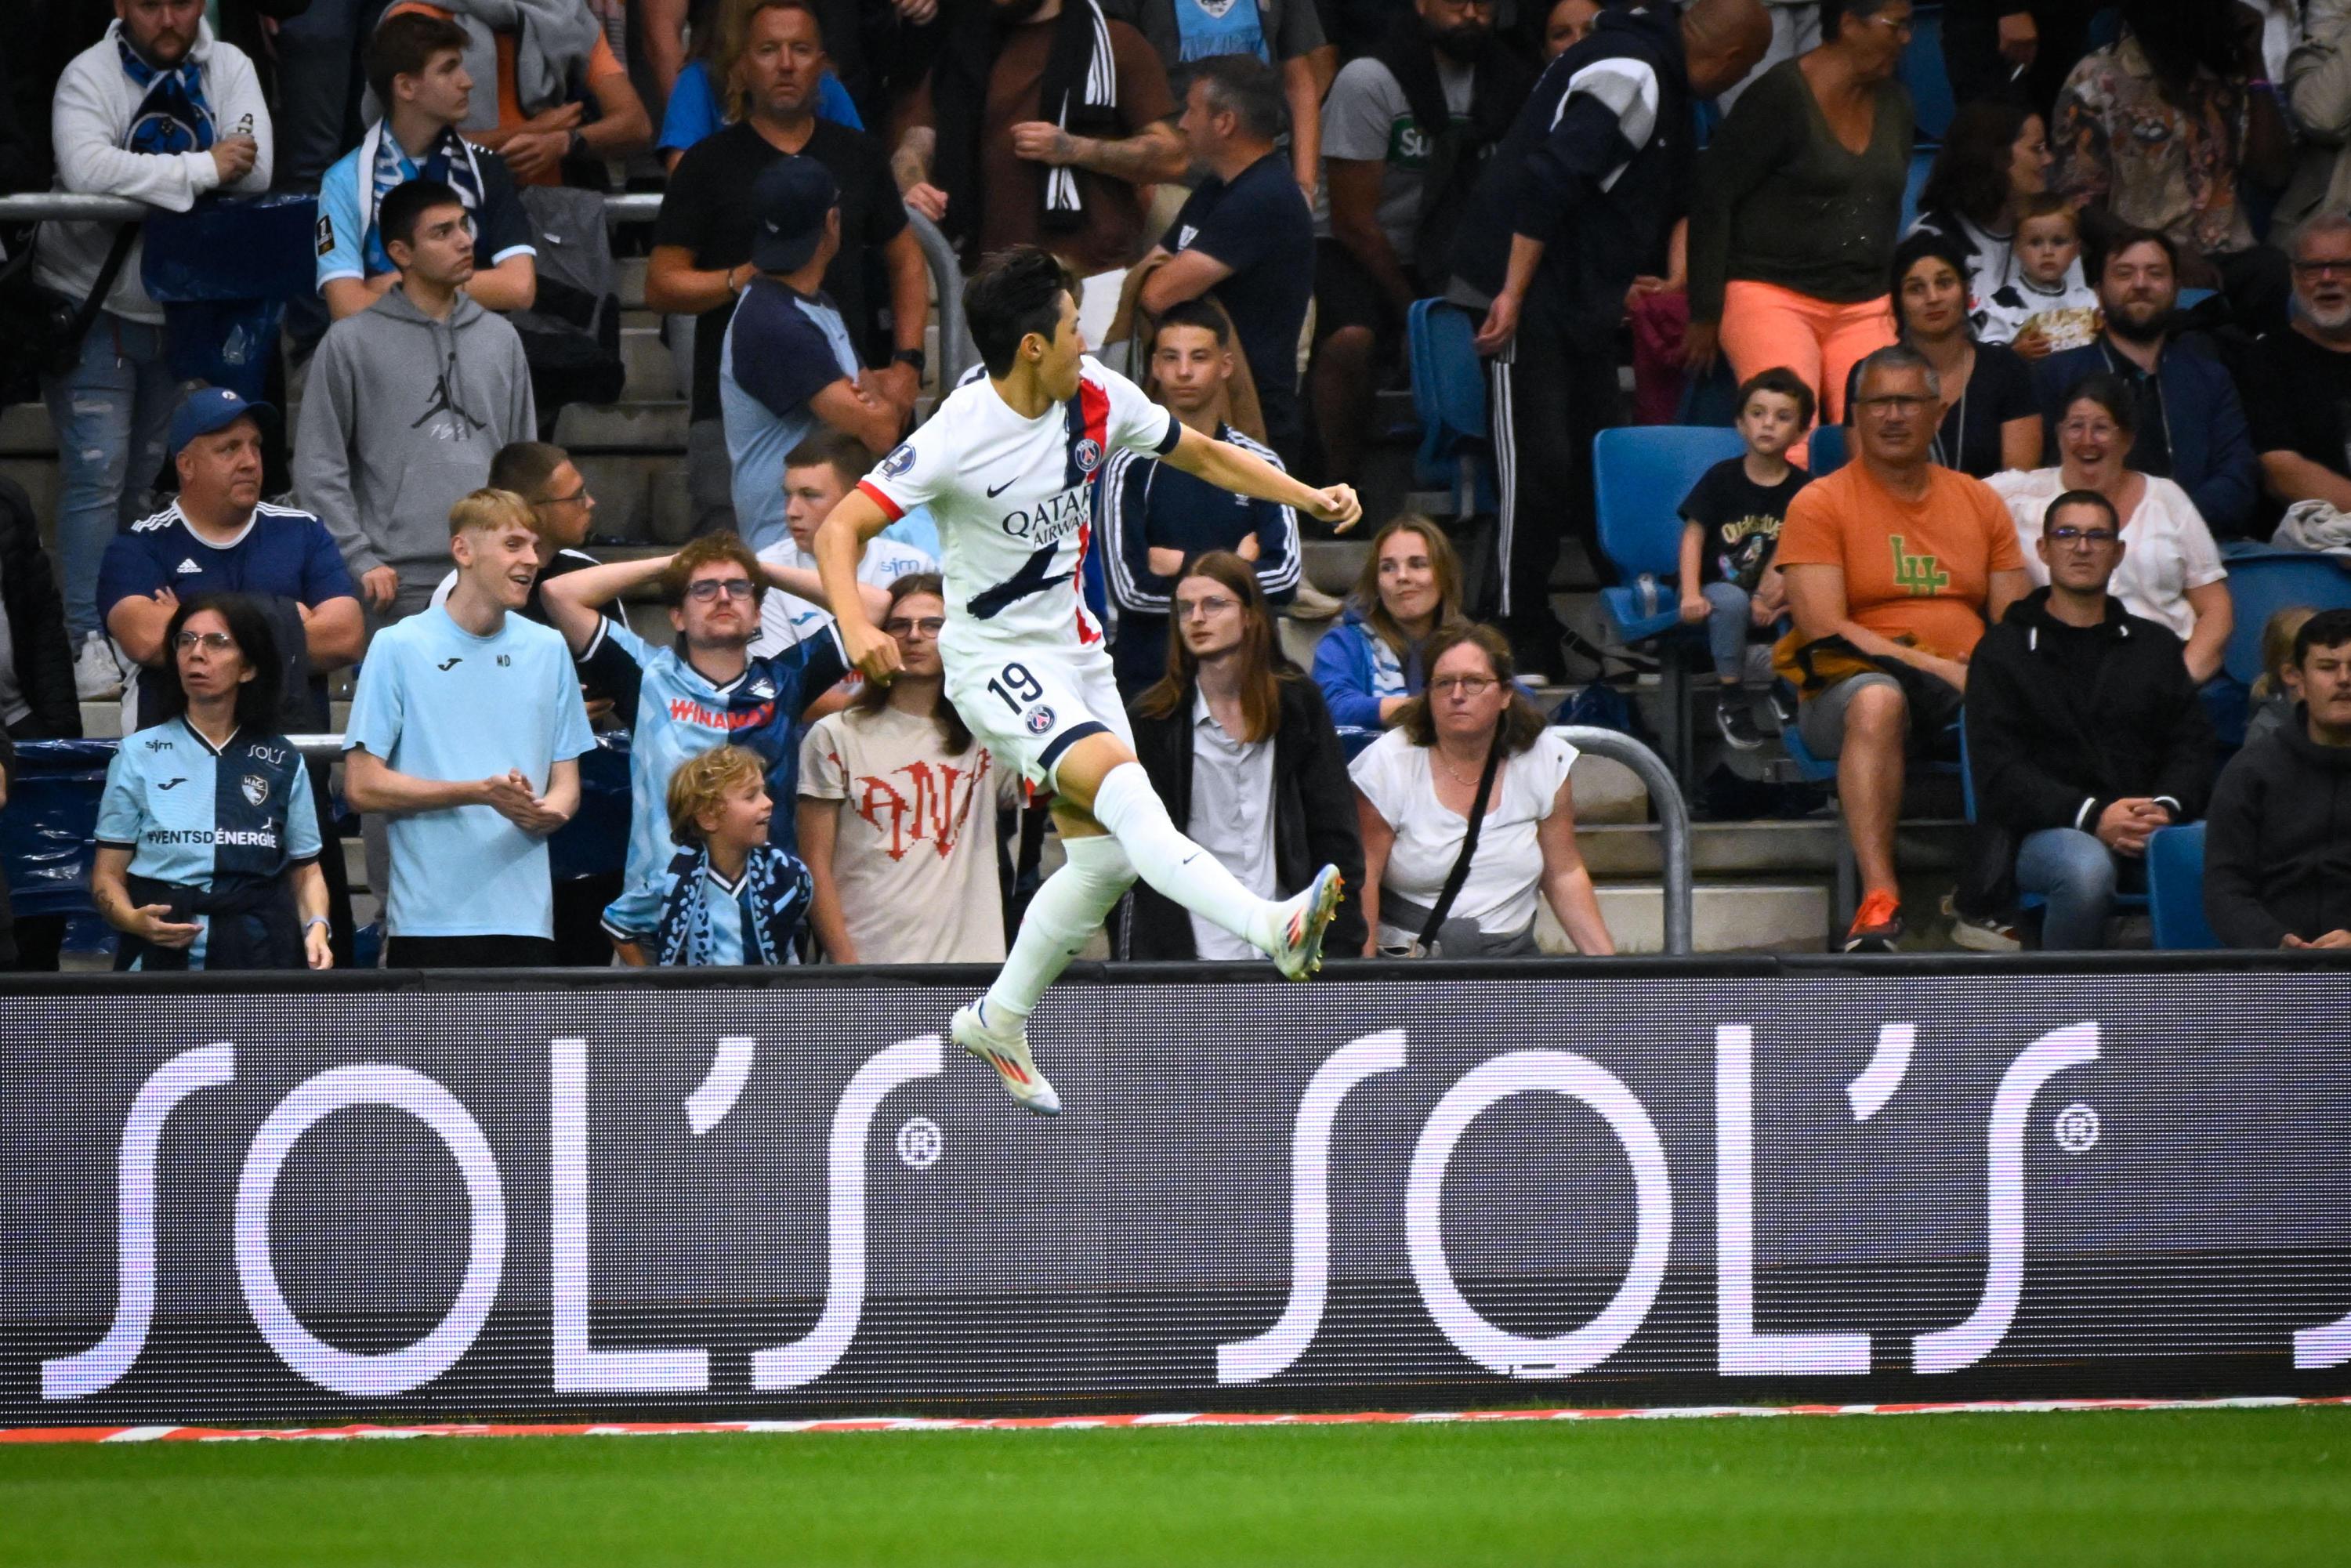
[0,188,974,392]
[1552,725,1693,956]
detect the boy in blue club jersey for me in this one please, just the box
[343,488,594,967]
[650,744,813,966]
[539,532,891,962]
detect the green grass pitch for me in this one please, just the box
[4,1407,2346,1566]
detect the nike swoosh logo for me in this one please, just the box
[158,777,187,790]
[985,477,1017,498]
[437,657,462,670]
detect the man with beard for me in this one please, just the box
[2245,213,2351,538]
[1307,0,1537,486]
[649,0,929,537]
[1446,0,1770,679]
[892,0,1185,277]
[2034,228,2259,540]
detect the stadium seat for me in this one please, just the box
[2220,552,2351,687]
[1407,299,1494,517]
[1807,422,1849,476]
[2177,287,2218,311]
[1592,425,1750,784]
[2147,823,2220,951]
[1901,148,1936,234]
[1900,8,1954,143]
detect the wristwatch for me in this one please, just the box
[891,347,927,375]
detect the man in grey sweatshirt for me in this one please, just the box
[295,176,537,627]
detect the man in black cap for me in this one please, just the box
[719,157,905,555]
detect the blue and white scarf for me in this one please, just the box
[356,119,488,276]
[118,30,216,157]
[653,842,813,967]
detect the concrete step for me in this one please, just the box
[1550,882,1831,955]
[648,463,695,544]
[1578,818,1843,878]
[571,454,654,543]
[1301,537,1368,596]
[1,403,55,455]
[615,255,648,312]
[618,324,679,403]
[554,401,690,451]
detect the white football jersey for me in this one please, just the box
[857,357,1178,657]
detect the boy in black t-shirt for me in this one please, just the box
[1678,368,1813,749]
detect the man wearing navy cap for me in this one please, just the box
[96,385,367,961]
[719,157,904,553]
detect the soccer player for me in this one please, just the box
[814,245,1363,1115]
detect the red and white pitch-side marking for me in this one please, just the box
[4,1396,2347,1446]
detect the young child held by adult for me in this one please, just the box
[645,745,814,967]
[1976,194,2101,357]
[1679,368,1814,749]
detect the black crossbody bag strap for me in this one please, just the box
[66,222,143,349]
[1417,731,1505,951]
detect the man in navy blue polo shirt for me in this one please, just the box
[100,389,366,733]
[1136,53,1314,463]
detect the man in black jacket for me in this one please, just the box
[1118,552,1364,959]
[2205,608,2351,950]
[1961,487,2212,950]
[0,476,82,744]
[1445,0,1766,676]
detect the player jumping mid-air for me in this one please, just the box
[816,245,1362,1114]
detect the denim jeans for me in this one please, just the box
[41,314,183,642]
[1701,579,1753,682]
[2016,827,2117,951]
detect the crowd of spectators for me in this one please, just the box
[2,0,2351,971]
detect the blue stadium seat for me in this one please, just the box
[1807,422,1850,476]
[2147,823,2220,950]
[2177,287,2218,311]
[1901,148,1936,233]
[1900,8,1954,143]
[2220,552,2351,687]
[1407,299,1494,515]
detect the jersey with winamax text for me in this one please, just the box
[856,357,1179,657]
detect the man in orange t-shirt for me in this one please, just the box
[1778,344,2030,952]
[386,1,652,183]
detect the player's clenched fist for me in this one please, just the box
[1310,484,1362,533]
[842,617,905,685]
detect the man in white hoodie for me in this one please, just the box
[38,0,273,702]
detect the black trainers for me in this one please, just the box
[1715,700,1768,751]
[1505,623,1562,684]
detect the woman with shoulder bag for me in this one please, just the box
[1349,622,1613,958]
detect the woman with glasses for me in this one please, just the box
[1349,622,1611,958]
[1312,515,1468,733]
[1987,372,2232,681]
[796,573,1018,964]
[1121,553,1364,961]
[90,594,331,972]
[1842,232,2041,479]
[1687,0,1916,447]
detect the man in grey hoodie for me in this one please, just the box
[295,176,538,627]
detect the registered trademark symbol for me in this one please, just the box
[897,1117,943,1169]
[2053,1103,2099,1153]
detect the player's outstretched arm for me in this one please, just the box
[1162,424,1361,533]
[813,488,903,683]
[541,554,672,656]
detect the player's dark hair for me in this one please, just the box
[785,429,877,490]
[367,11,471,110]
[1151,299,1230,347]
[852,573,973,751]
[489,442,573,505]
[379,178,466,258]
[965,247,1076,380]
[1190,53,1288,143]
[1133,552,1293,743]
[150,593,286,737]
[663,532,768,610]
[1391,622,1548,755]
[2293,607,2351,668]
[1736,366,1815,431]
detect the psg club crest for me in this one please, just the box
[1024,705,1057,735]
[1074,438,1103,475]
[881,443,917,478]
[241,775,270,809]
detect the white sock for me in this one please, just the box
[981,833,1135,1023]
[1089,762,1278,952]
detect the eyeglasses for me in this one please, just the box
[2047,527,2120,548]
[1429,675,1497,697]
[542,486,592,508]
[686,578,756,602]
[884,616,945,638]
[1856,394,1934,412]
[173,630,236,652]
[1177,594,1239,619]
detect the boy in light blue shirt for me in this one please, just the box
[650,744,812,966]
[343,488,594,965]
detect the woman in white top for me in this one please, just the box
[1988,372,2233,681]
[1349,623,1613,958]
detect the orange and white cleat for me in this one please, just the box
[951,1000,1061,1115]
[1269,864,1346,981]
